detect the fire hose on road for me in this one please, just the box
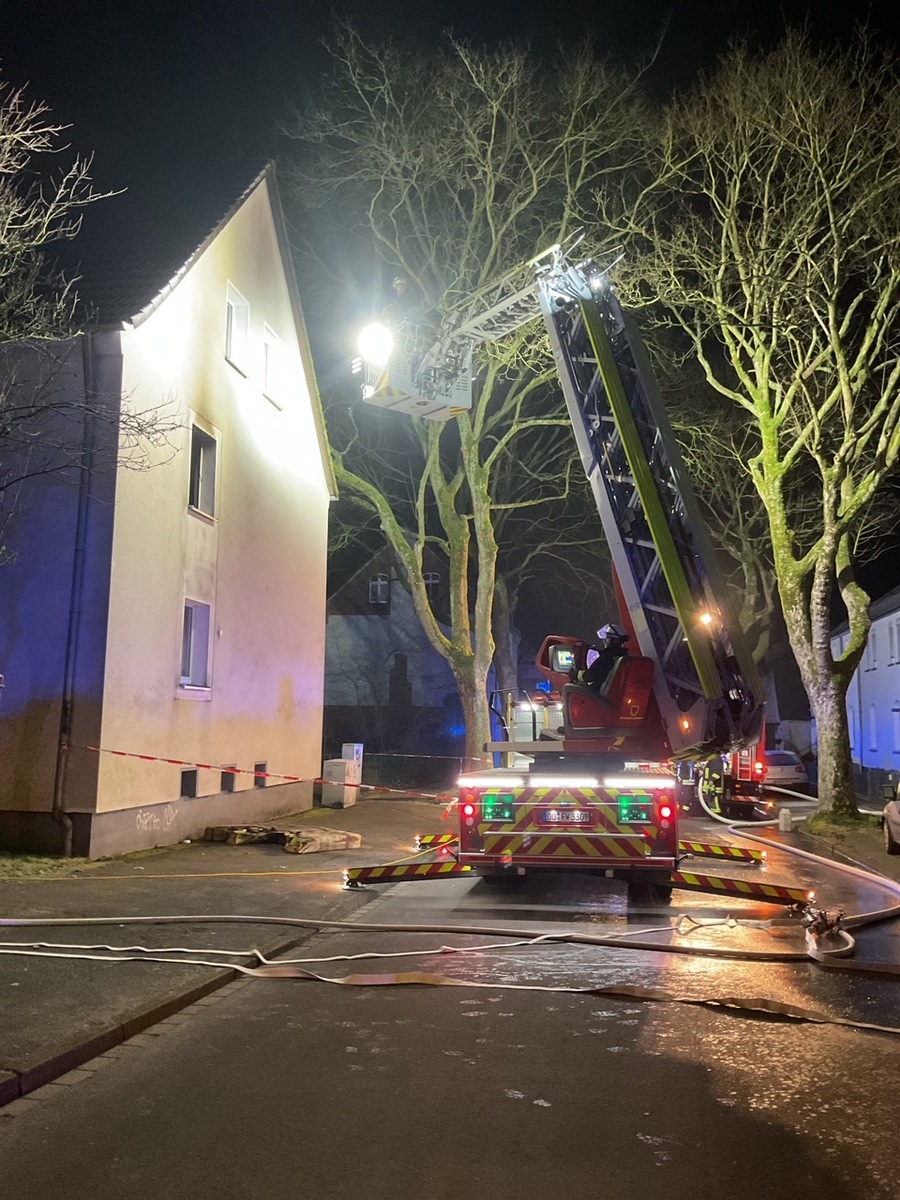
[1,824,900,1036]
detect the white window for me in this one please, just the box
[868,633,883,672]
[848,706,857,754]
[893,707,900,755]
[181,600,211,688]
[890,622,896,666]
[869,704,878,753]
[225,283,249,372]
[369,573,389,605]
[263,325,283,406]
[188,424,217,517]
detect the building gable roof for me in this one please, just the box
[54,159,336,496]
[55,159,269,328]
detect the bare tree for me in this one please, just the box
[284,29,645,765]
[0,79,178,561]
[0,82,99,343]
[613,32,900,814]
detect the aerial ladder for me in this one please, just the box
[345,243,804,909]
[359,240,765,767]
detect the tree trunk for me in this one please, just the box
[806,681,857,816]
[780,582,860,818]
[491,576,519,695]
[454,662,494,773]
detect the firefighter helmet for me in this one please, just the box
[596,623,627,645]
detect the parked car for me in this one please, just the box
[882,787,900,855]
[762,750,809,793]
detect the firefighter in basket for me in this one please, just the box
[571,623,629,698]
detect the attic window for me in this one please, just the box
[263,325,283,407]
[225,283,249,374]
[369,574,389,605]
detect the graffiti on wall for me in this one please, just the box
[135,804,178,834]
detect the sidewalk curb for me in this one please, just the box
[0,896,377,1108]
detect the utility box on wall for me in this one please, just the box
[322,743,364,808]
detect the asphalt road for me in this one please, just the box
[1,830,898,1200]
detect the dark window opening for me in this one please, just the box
[254,762,267,788]
[368,573,389,605]
[188,425,217,517]
[180,769,198,799]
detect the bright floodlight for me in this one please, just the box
[357,322,394,368]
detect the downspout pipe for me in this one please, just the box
[51,332,97,856]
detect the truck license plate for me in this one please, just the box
[541,808,592,825]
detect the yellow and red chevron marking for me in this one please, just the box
[671,871,813,907]
[677,840,765,864]
[344,861,473,886]
[475,785,656,862]
[415,833,458,850]
[484,786,651,835]
[482,831,648,861]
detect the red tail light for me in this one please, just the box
[457,791,484,852]
[753,760,766,777]
[655,794,675,840]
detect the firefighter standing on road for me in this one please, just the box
[701,756,725,814]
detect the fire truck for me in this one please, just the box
[352,241,767,904]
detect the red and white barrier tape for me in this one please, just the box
[80,744,455,804]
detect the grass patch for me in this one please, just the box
[0,852,93,879]
[0,841,192,880]
[805,811,880,840]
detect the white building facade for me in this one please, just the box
[0,167,335,856]
[830,584,900,800]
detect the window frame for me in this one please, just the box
[179,599,212,692]
[225,282,250,374]
[188,422,218,519]
[263,324,284,408]
[368,573,390,605]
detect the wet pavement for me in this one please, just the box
[1,796,898,1109]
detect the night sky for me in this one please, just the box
[2,0,899,598]
[3,1,898,198]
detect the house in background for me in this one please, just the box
[830,583,900,800]
[325,548,465,787]
[0,164,336,856]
